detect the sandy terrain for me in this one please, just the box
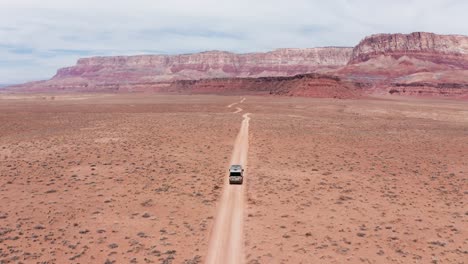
[1,94,467,263]
[244,96,468,263]
[0,94,243,263]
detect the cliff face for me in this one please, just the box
[334,32,468,98]
[54,48,353,82]
[349,32,468,67]
[7,32,468,99]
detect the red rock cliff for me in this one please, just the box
[54,48,353,82]
[7,32,468,99]
[349,32,468,68]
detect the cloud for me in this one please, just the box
[0,0,467,83]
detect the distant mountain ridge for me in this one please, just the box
[6,32,468,99]
[52,47,353,82]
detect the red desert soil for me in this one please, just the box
[244,96,468,263]
[0,94,467,263]
[0,94,241,263]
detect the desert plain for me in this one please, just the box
[0,94,467,264]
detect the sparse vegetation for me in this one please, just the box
[0,95,466,263]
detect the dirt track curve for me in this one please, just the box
[206,99,250,264]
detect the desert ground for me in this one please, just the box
[0,94,467,264]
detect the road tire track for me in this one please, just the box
[227,97,246,113]
[233,107,243,114]
[227,102,238,108]
[206,112,250,264]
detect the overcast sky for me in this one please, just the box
[0,0,467,84]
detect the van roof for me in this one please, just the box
[229,164,242,171]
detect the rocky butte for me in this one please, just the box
[340,32,468,97]
[6,32,468,98]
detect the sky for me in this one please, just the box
[0,0,467,84]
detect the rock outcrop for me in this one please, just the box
[54,48,353,82]
[8,73,361,98]
[339,33,468,79]
[349,32,468,67]
[166,73,361,99]
[335,32,468,98]
[6,32,468,99]
[380,70,468,96]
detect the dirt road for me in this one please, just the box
[205,111,251,264]
[227,97,246,110]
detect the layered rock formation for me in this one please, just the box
[383,70,468,96]
[54,48,353,82]
[341,32,468,78]
[350,32,468,66]
[335,32,468,97]
[167,74,361,99]
[6,32,468,98]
